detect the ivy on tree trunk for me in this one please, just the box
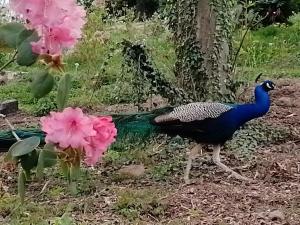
[168,0,237,102]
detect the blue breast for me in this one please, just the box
[192,85,271,144]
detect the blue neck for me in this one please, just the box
[234,85,271,126]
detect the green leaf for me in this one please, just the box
[10,136,41,157]
[69,181,78,196]
[44,143,55,151]
[20,150,39,172]
[0,23,25,48]
[57,73,71,110]
[43,149,57,168]
[18,170,26,204]
[4,148,17,163]
[31,70,55,98]
[60,160,70,178]
[16,30,39,66]
[70,165,81,180]
[36,149,45,179]
[24,169,31,181]
[37,147,57,178]
[16,29,36,46]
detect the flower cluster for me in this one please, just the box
[9,0,86,55]
[40,108,117,165]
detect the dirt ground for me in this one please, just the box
[0,79,299,225]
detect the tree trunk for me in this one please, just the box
[170,0,236,102]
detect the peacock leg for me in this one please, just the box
[212,144,251,181]
[184,144,201,184]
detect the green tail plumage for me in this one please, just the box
[0,107,173,152]
[112,107,173,141]
[0,129,46,152]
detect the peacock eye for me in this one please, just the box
[266,82,272,89]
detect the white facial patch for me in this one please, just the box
[266,82,272,89]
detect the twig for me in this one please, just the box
[39,180,50,194]
[0,113,21,141]
[0,51,18,72]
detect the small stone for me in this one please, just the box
[0,99,19,115]
[268,209,285,221]
[277,97,295,107]
[104,197,113,206]
[118,164,145,178]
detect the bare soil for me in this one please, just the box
[0,79,299,225]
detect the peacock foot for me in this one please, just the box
[227,170,254,182]
[212,144,254,182]
[183,176,197,185]
[184,177,191,185]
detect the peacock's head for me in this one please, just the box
[261,80,275,92]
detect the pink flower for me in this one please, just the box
[9,0,45,27]
[9,0,86,55]
[31,26,75,55]
[84,116,117,165]
[40,109,117,166]
[41,107,96,149]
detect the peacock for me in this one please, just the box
[0,80,275,183]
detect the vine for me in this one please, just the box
[167,0,206,101]
[119,1,242,105]
[121,39,191,107]
[209,0,237,101]
[165,0,238,102]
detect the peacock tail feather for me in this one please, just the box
[0,129,45,152]
[112,107,173,141]
[0,107,173,152]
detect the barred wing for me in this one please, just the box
[154,102,233,123]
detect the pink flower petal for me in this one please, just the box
[10,0,86,55]
[40,107,95,150]
[83,116,117,165]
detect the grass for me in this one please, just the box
[1,10,300,113]
[234,14,300,80]
[64,8,175,105]
[0,78,36,112]
[0,193,74,225]
[0,8,300,225]
[113,187,168,221]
